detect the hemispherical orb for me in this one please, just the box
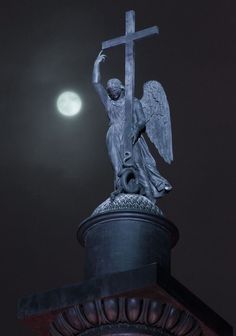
[57,91,82,117]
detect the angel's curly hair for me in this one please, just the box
[106,78,125,90]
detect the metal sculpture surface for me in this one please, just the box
[92,10,173,203]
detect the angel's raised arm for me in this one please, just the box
[92,51,108,108]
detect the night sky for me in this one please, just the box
[0,1,235,335]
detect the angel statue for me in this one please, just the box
[92,51,173,204]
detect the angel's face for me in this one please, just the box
[107,79,123,100]
[107,86,122,100]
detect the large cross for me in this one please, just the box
[102,10,159,191]
[102,10,158,148]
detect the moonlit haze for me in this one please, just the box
[57,91,82,116]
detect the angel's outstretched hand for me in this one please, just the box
[95,50,107,64]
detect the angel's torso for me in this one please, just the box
[106,97,140,128]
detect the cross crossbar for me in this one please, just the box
[102,26,159,50]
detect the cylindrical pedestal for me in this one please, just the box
[78,211,179,279]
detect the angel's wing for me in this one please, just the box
[140,80,173,164]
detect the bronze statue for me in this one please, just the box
[92,11,173,203]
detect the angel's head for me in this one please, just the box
[106,78,124,100]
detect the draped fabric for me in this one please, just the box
[105,96,171,201]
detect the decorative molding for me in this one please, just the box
[91,194,163,217]
[49,297,202,336]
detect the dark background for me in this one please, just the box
[0,0,235,335]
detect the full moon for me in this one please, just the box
[57,91,82,116]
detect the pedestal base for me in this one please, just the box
[18,264,233,336]
[17,196,233,336]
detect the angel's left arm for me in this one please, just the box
[134,99,146,132]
